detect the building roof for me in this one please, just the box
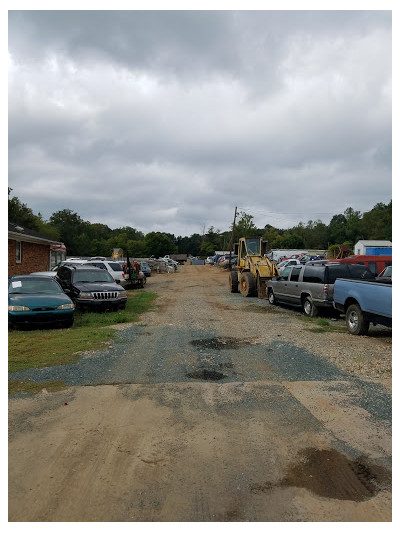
[8,221,65,247]
[354,240,392,246]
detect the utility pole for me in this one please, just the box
[228,206,237,271]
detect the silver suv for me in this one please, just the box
[85,260,126,286]
[267,263,374,316]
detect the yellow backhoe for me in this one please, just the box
[228,237,279,298]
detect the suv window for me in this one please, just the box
[58,267,71,282]
[290,266,302,282]
[109,262,123,272]
[279,267,291,281]
[325,264,374,283]
[302,266,324,283]
[87,262,107,270]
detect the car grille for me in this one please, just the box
[93,292,119,300]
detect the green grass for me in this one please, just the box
[299,315,346,333]
[8,291,157,374]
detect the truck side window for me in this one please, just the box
[290,267,301,282]
[368,262,378,275]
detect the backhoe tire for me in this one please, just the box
[346,304,370,335]
[229,271,239,293]
[239,272,256,297]
[268,289,277,305]
[303,296,318,317]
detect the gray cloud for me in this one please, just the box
[8,10,392,236]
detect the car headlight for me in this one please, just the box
[8,305,30,311]
[57,303,75,310]
[78,292,94,299]
[118,291,127,298]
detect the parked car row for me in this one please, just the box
[267,262,375,317]
[206,254,238,267]
[8,262,131,329]
[265,261,392,335]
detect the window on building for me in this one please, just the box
[16,241,22,263]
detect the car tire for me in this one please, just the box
[239,272,256,297]
[303,296,318,317]
[229,271,239,293]
[268,289,276,305]
[346,304,370,335]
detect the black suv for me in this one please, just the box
[267,262,374,316]
[56,265,127,311]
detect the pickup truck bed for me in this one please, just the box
[333,278,392,335]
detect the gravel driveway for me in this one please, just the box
[8,265,392,522]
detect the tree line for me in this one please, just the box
[8,188,392,258]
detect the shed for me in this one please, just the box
[8,221,66,276]
[354,240,392,256]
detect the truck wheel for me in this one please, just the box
[268,289,276,305]
[240,272,256,297]
[303,296,318,317]
[229,271,239,293]
[346,304,370,335]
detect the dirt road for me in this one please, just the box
[8,265,392,522]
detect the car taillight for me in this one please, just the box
[324,284,328,294]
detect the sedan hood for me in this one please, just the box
[9,293,73,308]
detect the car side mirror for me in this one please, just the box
[115,279,120,284]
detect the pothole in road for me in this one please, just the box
[186,369,227,381]
[190,337,252,350]
[251,448,391,501]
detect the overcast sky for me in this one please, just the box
[8,8,392,237]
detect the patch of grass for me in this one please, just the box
[8,380,68,395]
[8,291,157,373]
[243,304,282,314]
[299,315,346,334]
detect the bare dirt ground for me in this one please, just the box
[8,265,392,522]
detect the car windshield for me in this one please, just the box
[245,239,261,255]
[73,271,114,283]
[9,278,63,294]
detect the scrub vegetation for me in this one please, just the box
[8,291,157,378]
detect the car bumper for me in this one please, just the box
[8,309,74,326]
[74,297,127,311]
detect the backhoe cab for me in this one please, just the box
[228,237,279,298]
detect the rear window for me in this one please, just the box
[325,264,374,284]
[109,262,123,272]
[302,266,325,283]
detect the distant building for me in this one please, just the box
[8,221,66,276]
[353,240,392,256]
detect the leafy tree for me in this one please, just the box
[234,211,257,240]
[360,201,392,240]
[327,214,347,245]
[8,188,40,230]
[144,232,177,258]
[49,209,85,255]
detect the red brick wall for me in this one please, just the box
[8,239,51,276]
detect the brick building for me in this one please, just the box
[8,221,66,276]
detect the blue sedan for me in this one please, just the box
[8,275,75,329]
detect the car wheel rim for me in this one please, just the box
[304,301,311,314]
[348,311,358,330]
